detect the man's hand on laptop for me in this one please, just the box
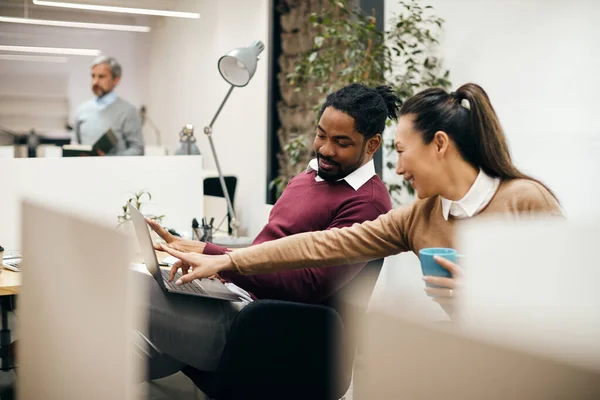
[147,218,206,253]
[159,244,234,285]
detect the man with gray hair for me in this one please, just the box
[74,55,144,155]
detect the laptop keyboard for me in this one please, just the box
[160,269,208,295]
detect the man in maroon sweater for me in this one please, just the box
[142,83,400,377]
[152,161,391,303]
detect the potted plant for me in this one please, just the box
[117,189,165,228]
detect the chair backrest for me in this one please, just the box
[203,176,237,234]
[322,258,385,394]
[324,257,384,311]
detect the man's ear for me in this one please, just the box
[432,131,450,158]
[367,134,382,155]
[113,76,121,86]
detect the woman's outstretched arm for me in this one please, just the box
[226,206,411,275]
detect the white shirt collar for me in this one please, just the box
[441,169,501,220]
[307,158,376,191]
[95,92,117,110]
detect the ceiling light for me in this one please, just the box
[32,0,201,19]
[0,54,68,63]
[0,45,101,56]
[0,16,150,32]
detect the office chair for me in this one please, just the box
[203,176,237,235]
[181,258,385,400]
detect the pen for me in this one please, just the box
[192,218,202,241]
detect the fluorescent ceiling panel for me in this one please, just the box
[0,16,150,32]
[0,54,68,63]
[32,0,201,19]
[0,45,101,56]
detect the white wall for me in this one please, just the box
[384,0,600,221]
[145,0,270,236]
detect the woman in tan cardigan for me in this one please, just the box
[160,83,562,307]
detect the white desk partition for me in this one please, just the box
[20,201,143,399]
[0,155,205,250]
[0,146,14,158]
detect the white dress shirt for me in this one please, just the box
[95,91,117,110]
[307,158,376,191]
[441,169,501,220]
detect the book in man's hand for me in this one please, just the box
[62,128,118,157]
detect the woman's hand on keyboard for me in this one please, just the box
[159,244,234,285]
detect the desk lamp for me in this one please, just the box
[203,40,264,238]
[175,124,201,155]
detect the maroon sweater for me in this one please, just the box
[203,169,392,303]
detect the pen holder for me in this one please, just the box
[201,227,213,243]
[192,217,214,243]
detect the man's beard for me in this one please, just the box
[316,143,367,182]
[93,86,110,98]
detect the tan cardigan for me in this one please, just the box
[228,179,563,275]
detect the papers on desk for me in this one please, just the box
[159,255,179,266]
[224,283,254,303]
[2,258,21,272]
[2,251,23,271]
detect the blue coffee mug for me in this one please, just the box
[419,247,457,290]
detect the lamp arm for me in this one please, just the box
[203,85,239,237]
[0,124,17,138]
[0,130,16,138]
[144,116,162,146]
[208,85,235,129]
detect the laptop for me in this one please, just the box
[128,204,243,302]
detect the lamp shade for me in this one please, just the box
[218,40,265,87]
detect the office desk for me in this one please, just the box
[0,270,20,297]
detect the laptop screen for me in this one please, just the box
[128,204,160,276]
